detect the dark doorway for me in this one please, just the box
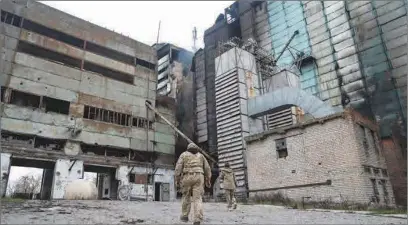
[155,182,161,201]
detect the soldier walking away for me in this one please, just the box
[220,162,237,211]
[175,143,212,225]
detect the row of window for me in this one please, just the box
[84,105,153,129]
[17,38,135,85]
[1,88,153,129]
[363,165,388,177]
[1,10,155,70]
[1,131,154,162]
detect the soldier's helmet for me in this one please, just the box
[187,143,199,150]
[225,162,230,168]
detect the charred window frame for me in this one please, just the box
[1,10,22,27]
[17,41,82,69]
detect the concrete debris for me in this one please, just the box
[1,200,406,224]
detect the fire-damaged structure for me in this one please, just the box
[192,0,407,205]
[1,0,177,201]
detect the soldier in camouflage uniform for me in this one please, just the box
[175,143,211,225]
[220,162,237,211]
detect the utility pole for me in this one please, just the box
[192,26,197,52]
[156,20,161,44]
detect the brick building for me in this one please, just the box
[245,109,395,206]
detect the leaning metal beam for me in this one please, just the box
[248,87,338,118]
[145,100,217,164]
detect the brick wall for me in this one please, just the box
[245,113,395,206]
[381,137,407,206]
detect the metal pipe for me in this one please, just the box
[275,30,299,62]
[145,100,217,163]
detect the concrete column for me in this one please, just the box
[1,153,12,197]
[40,169,54,200]
[51,159,84,199]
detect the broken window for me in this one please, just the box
[1,131,34,146]
[136,58,156,70]
[275,138,288,159]
[382,169,388,177]
[1,10,22,27]
[83,105,132,127]
[369,130,380,155]
[373,168,380,176]
[132,117,152,129]
[364,166,371,174]
[10,89,41,108]
[34,137,66,151]
[1,86,6,103]
[105,148,128,158]
[80,144,105,156]
[85,41,134,65]
[17,41,82,69]
[83,61,134,84]
[22,19,84,48]
[42,96,70,115]
[370,179,379,203]
[359,125,369,156]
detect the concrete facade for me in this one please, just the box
[245,109,395,206]
[0,0,176,201]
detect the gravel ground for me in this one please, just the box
[1,200,406,224]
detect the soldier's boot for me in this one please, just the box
[180,216,189,222]
[233,203,237,210]
[193,222,200,225]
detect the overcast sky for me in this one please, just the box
[41,1,234,51]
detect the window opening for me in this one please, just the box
[42,96,70,115]
[10,89,41,108]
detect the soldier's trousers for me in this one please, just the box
[181,172,204,223]
[224,189,236,209]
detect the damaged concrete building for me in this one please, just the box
[153,43,195,157]
[193,0,407,206]
[1,0,177,201]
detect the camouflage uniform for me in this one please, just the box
[220,163,237,210]
[175,143,211,225]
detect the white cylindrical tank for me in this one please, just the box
[64,179,98,200]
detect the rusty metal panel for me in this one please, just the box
[69,103,84,117]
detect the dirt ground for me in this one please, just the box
[1,200,406,224]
